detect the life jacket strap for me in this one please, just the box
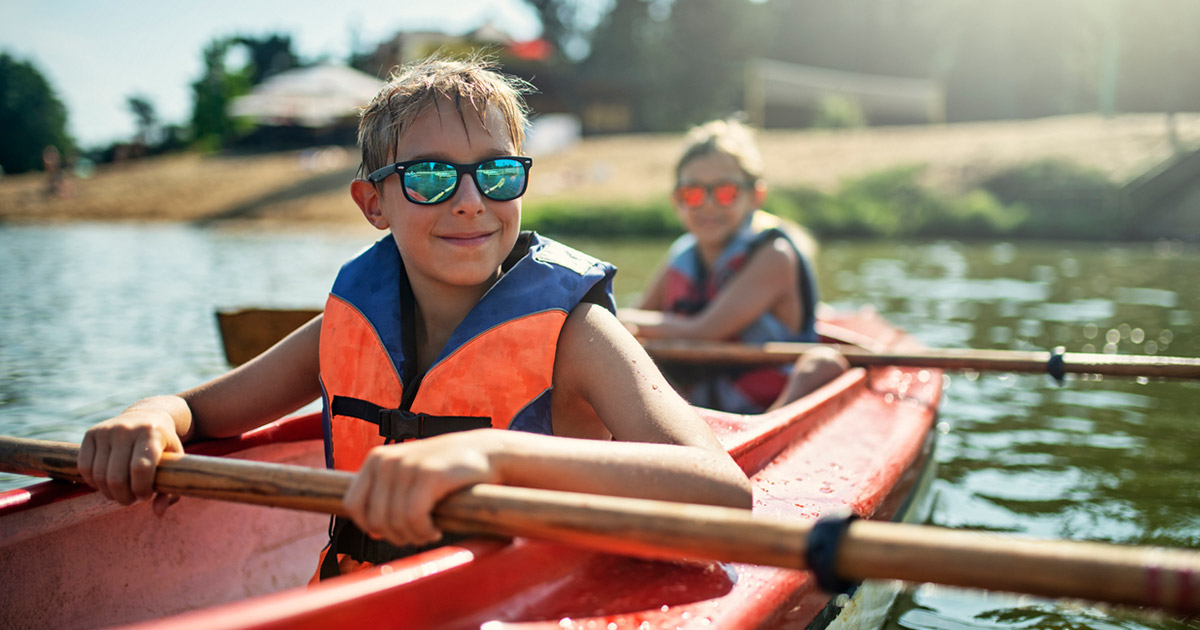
[319,518,472,580]
[330,396,492,441]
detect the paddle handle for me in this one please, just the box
[643,339,1200,379]
[2,436,1198,615]
[0,436,351,515]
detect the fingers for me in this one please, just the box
[77,413,181,507]
[399,474,442,545]
[363,457,397,540]
[88,436,116,500]
[343,447,445,549]
[104,439,136,504]
[77,431,97,488]
[151,493,180,518]
[129,432,163,501]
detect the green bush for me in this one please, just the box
[978,159,1120,240]
[523,199,681,237]
[522,160,1120,241]
[812,94,868,129]
[773,165,1020,239]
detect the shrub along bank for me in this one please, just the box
[524,159,1127,242]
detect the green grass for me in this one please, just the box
[525,163,1058,240]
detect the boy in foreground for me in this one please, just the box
[77,55,751,579]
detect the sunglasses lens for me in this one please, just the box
[677,186,706,208]
[403,161,458,204]
[713,183,741,206]
[476,158,528,201]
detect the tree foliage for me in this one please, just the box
[234,33,300,85]
[564,0,1200,131]
[0,53,73,174]
[189,33,297,150]
[127,94,156,145]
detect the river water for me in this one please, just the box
[1,223,1197,629]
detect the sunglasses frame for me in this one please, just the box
[674,180,748,208]
[366,156,533,205]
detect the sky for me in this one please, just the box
[0,0,543,148]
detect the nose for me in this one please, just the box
[450,175,485,216]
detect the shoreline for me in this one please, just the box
[2,113,1196,226]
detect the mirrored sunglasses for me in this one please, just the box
[674,181,744,208]
[366,156,533,205]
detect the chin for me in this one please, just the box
[438,265,503,289]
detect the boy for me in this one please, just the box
[621,118,847,413]
[77,55,751,579]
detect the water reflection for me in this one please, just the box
[1,227,1197,629]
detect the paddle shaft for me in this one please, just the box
[215,309,1200,379]
[642,339,1200,380]
[3,437,1199,614]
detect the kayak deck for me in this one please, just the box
[0,310,941,630]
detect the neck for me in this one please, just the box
[696,239,730,270]
[409,272,499,372]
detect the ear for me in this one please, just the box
[752,179,768,207]
[350,180,389,230]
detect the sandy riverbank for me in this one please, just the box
[2,113,1196,226]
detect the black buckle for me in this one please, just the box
[378,408,424,440]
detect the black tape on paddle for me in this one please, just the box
[804,512,860,594]
[1047,346,1067,384]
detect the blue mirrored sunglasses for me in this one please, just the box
[366,156,533,205]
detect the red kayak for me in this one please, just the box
[0,310,941,630]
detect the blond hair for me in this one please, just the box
[675,118,765,183]
[357,53,533,178]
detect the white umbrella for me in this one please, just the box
[229,64,385,127]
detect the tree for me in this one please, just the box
[190,38,251,149]
[234,33,300,85]
[521,0,581,61]
[0,53,73,174]
[127,94,157,147]
[580,0,769,131]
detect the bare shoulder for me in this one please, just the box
[735,235,799,288]
[756,234,801,267]
[555,302,645,386]
[554,302,724,449]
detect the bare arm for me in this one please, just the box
[78,315,323,507]
[182,314,323,439]
[343,304,752,547]
[625,239,801,340]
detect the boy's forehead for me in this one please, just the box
[679,152,744,181]
[392,100,514,160]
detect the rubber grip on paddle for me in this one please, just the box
[1047,346,1066,383]
[805,512,860,594]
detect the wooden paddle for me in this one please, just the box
[2,436,1198,615]
[215,308,1200,379]
[642,339,1200,380]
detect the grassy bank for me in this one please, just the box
[2,114,1194,240]
[525,159,1124,241]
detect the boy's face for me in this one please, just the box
[360,100,521,295]
[674,152,758,251]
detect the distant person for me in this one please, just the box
[41,145,65,198]
[75,54,751,581]
[621,118,847,413]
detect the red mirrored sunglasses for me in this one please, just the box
[674,181,745,208]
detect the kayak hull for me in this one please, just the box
[0,310,941,630]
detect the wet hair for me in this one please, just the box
[357,53,533,178]
[675,117,765,184]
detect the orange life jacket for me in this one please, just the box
[315,231,616,579]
